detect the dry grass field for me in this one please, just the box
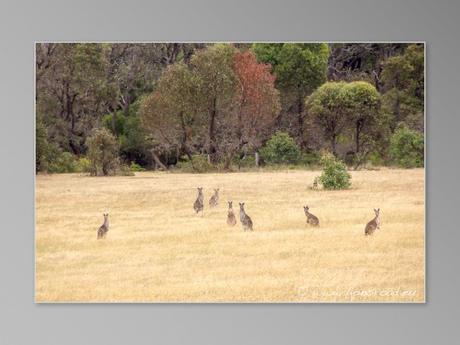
[35,168,424,302]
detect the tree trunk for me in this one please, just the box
[223,154,232,170]
[331,135,337,156]
[255,152,260,167]
[297,95,305,149]
[208,97,217,163]
[151,150,168,170]
[179,112,195,170]
[111,111,117,136]
[394,90,401,126]
[355,120,363,153]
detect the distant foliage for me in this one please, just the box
[103,98,151,166]
[253,43,329,147]
[260,131,301,164]
[381,44,424,131]
[306,81,382,160]
[86,128,119,176]
[317,152,351,190]
[36,43,424,173]
[36,117,50,172]
[118,163,135,176]
[299,151,320,166]
[75,157,91,173]
[176,155,215,173]
[390,125,424,168]
[48,152,77,173]
[130,162,146,172]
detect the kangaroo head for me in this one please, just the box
[214,188,219,194]
[239,202,245,210]
[103,213,109,220]
[304,206,309,212]
[228,201,233,208]
[374,208,380,217]
[197,187,203,193]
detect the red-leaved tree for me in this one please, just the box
[228,50,280,168]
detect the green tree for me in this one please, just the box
[141,62,204,170]
[343,81,382,166]
[190,44,237,163]
[381,44,424,131]
[389,124,424,168]
[86,128,119,176]
[36,43,111,154]
[307,81,383,164]
[260,131,300,164]
[103,98,151,166]
[253,43,329,147]
[306,82,349,155]
[36,116,50,172]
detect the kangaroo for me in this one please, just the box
[303,206,320,226]
[97,213,109,239]
[239,202,253,231]
[227,201,237,226]
[365,208,381,236]
[193,187,204,215]
[209,188,220,207]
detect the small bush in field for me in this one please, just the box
[316,152,351,190]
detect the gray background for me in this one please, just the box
[0,0,458,344]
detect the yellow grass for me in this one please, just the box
[35,168,424,302]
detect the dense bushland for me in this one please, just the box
[36,43,424,174]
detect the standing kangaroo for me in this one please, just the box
[227,201,237,226]
[193,187,204,215]
[304,206,319,226]
[365,208,381,235]
[239,202,253,231]
[209,188,220,207]
[97,213,109,239]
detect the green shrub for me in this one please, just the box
[86,128,119,176]
[75,157,91,173]
[48,151,77,173]
[389,125,424,168]
[260,131,301,164]
[299,151,320,166]
[233,153,256,168]
[177,154,215,173]
[118,163,135,176]
[368,150,385,167]
[36,116,49,172]
[130,162,146,172]
[316,152,351,190]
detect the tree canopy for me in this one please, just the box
[36,42,424,173]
